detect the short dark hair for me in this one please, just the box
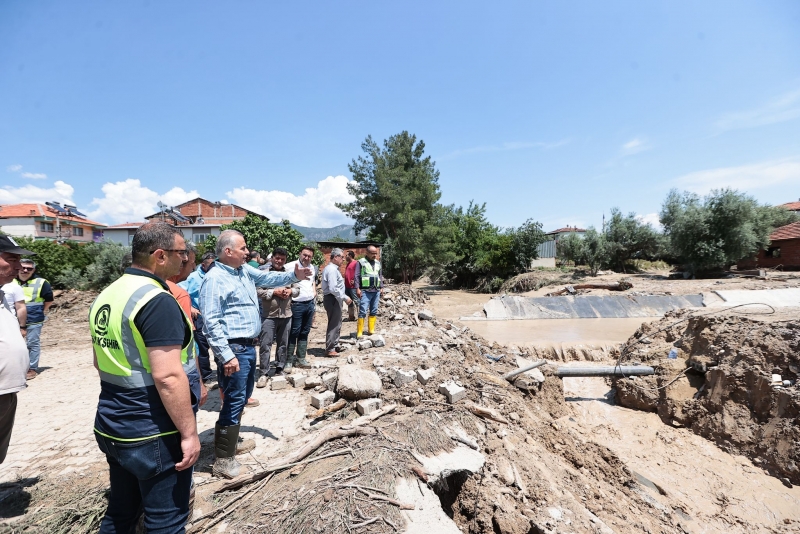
[300,245,315,254]
[201,252,216,262]
[272,246,288,258]
[366,245,378,253]
[249,251,260,259]
[131,222,184,265]
[346,250,355,259]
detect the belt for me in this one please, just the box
[228,337,259,346]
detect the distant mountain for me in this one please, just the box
[290,223,366,242]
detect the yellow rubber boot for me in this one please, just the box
[356,318,364,338]
[368,316,376,335]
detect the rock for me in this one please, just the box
[355,398,383,415]
[514,375,539,392]
[287,374,306,388]
[356,339,373,350]
[416,368,435,385]
[392,314,404,321]
[304,375,322,389]
[322,371,338,391]
[271,376,288,390]
[372,357,385,367]
[393,369,416,387]
[336,365,382,400]
[438,381,467,404]
[516,356,546,383]
[310,390,335,409]
[497,458,515,486]
[369,335,386,348]
[428,344,444,358]
[418,310,434,321]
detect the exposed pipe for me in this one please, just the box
[503,360,548,381]
[555,366,654,378]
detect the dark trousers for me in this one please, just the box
[95,433,192,534]
[193,315,214,382]
[323,294,343,352]
[258,317,291,374]
[216,344,256,426]
[289,300,315,345]
[0,393,17,464]
[345,288,359,320]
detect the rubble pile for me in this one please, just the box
[614,310,800,486]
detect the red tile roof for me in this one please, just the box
[0,203,106,227]
[547,227,586,234]
[780,201,800,211]
[105,222,146,228]
[770,221,800,241]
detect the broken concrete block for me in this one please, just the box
[416,368,435,385]
[370,335,386,348]
[393,369,416,387]
[428,344,444,358]
[322,371,338,391]
[516,356,546,383]
[438,381,466,404]
[310,390,335,409]
[271,375,288,390]
[356,339,373,350]
[392,314,404,321]
[336,365,382,400]
[287,374,306,388]
[418,310,434,320]
[355,397,383,415]
[304,375,322,389]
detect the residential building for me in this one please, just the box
[315,241,383,279]
[102,197,267,246]
[738,222,800,271]
[533,226,587,267]
[780,200,800,214]
[0,203,106,242]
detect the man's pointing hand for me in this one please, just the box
[294,261,312,281]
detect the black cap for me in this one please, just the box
[0,235,36,255]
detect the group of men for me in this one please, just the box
[1,256,54,380]
[0,223,384,533]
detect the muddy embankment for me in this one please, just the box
[614,309,800,486]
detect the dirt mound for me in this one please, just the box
[614,310,800,485]
[498,270,571,294]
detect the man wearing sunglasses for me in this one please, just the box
[14,259,54,380]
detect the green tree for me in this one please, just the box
[203,215,306,260]
[660,188,797,275]
[557,234,583,267]
[15,238,93,287]
[604,208,663,272]
[510,219,547,273]
[337,131,453,282]
[579,227,610,276]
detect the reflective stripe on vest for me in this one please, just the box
[89,274,195,390]
[358,258,381,290]
[18,278,45,304]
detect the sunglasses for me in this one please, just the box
[20,267,34,271]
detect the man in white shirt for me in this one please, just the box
[1,282,26,331]
[285,246,317,369]
[321,248,351,356]
[0,235,35,464]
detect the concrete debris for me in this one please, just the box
[336,365,382,400]
[393,369,417,387]
[304,375,322,389]
[418,310,434,321]
[321,371,338,391]
[310,390,335,409]
[369,335,386,348]
[438,381,467,404]
[416,368,435,385]
[287,374,306,389]
[270,375,288,390]
[356,339,373,350]
[392,314,404,321]
[355,397,383,415]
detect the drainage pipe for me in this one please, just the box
[555,366,655,378]
[503,360,548,381]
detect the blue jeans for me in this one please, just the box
[216,344,256,426]
[26,323,43,370]
[95,432,192,534]
[192,315,214,382]
[358,291,380,318]
[289,300,315,344]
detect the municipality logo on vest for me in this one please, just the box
[94,304,111,336]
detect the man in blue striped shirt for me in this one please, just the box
[200,230,311,479]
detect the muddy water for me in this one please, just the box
[465,317,648,348]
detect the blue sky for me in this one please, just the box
[1,1,799,229]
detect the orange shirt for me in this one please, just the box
[166,280,194,330]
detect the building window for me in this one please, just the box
[40,222,54,233]
[73,227,84,237]
[193,234,209,243]
[767,246,781,258]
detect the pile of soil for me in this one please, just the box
[614,309,800,485]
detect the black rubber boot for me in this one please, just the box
[212,423,241,479]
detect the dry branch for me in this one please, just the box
[465,402,509,424]
[350,485,415,510]
[341,403,397,429]
[308,398,347,418]
[546,281,632,296]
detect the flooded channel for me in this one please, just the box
[464,317,649,348]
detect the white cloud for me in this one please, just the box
[226,175,354,227]
[715,88,800,132]
[88,179,198,224]
[6,164,22,172]
[439,139,571,160]
[621,137,651,156]
[636,212,662,230]
[21,172,47,180]
[0,180,75,205]
[673,157,800,195]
